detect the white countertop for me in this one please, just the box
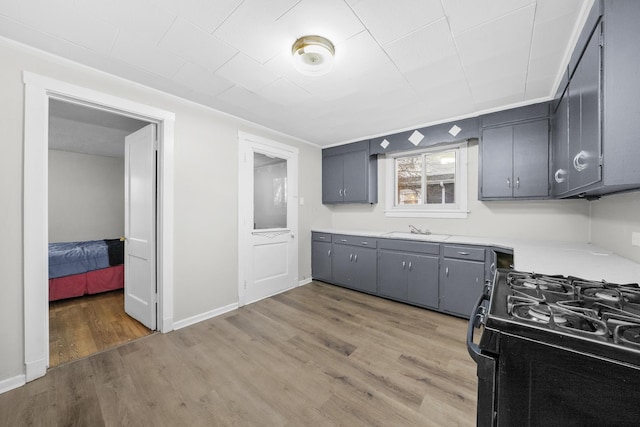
[312,228,640,284]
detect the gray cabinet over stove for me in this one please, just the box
[551,0,640,198]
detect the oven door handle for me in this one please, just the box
[467,292,489,363]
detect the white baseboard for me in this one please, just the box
[172,302,239,330]
[298,277,312,286]
[0,374,26,395]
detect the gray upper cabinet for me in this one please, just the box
[481,126,513,198]
[551,0,640,198]
[480,113,550,200]
[551,95,569,195]
[322,140,377,204]
[566,23,602,194]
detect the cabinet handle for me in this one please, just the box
[340,239,347,242]
[507,177,511,188]
[408,261,412,271]
[361,241,368,245]
[573,150,589,172]
[490,262,496,276]
[458,251,470,256]
[354,254,358,262]
[516,177,520,189]
[318,236,326,240]
[402,261,406,269]
[343,188,347,196]
[349,253,353,262]
[339,189,343,197]
[327,249,331,257]
[554,169,567,183]
[445,267,449,277]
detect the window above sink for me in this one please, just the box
[385,141,468,218]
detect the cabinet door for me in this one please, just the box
[440,259,485,318]
[312,241,332,282]
[341,150,368,202]
[331,244,352,286]
[577,24,602,188]
[377,250,408,301]
[350,247,377,293]
[513,120,549,198]
[551,94,569,195]
[407,254,439,309]
[322,154,344,203]
[481,126,514,198]
[568,25,602,192]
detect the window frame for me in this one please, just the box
[384,141,468,219]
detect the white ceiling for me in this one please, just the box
[49,100,149,158]
[1,0,591,146]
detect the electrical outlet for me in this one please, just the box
[632,232,640,247]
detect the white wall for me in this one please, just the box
[590,191,640,263]
[328,141,592,242]
[0,39,330,384]
[48,150,124,242]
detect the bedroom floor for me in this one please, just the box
[49,290,153,367]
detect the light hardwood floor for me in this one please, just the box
[49,289,153,367]
[2,282,477,426]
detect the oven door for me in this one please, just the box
[467,292,498,427]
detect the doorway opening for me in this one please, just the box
[23,72,175,382]
[47,99,154,366]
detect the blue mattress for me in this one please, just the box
[48,240,110,279]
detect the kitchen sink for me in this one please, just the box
[381,231,451,241]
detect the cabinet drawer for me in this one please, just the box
[443,245,485,261]
[312,232,332,242]
[378,239,440,255]
[332,234,377,248]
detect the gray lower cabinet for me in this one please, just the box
[331,236,377,293]
[377,240,439,308]
[311,232,490,319]
[311,233,332,282]
[440,245,486,317]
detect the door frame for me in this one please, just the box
[237,131,299,307]
[23,72,175,382]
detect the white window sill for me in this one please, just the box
[384,209,469,219]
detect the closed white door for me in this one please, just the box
[238,132,298,306]
[124,124,156,329]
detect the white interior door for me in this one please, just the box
[238,132,298,306]
[124,124,156,329]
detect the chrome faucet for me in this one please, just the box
[409,224,430,235]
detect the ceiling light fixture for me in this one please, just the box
[291,35,335,76]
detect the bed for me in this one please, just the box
[48,239,125,301]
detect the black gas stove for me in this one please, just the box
[468,269,640,427]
